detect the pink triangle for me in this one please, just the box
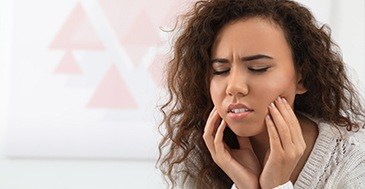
[160,0,195,27]
[121,11,161,46]
[49,3,105,51]
[98,0,140,42]
[149,53,167,87]
[54,51,82,74]
[87,64,138,109]
[142,0,173,26]
[124,45,149,67]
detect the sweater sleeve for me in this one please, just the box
[273,181,294,189]
[337,130,365,189]
[231,181,293,189]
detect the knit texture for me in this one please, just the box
[294,119,365,189]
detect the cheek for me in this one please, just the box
[209,79,224,105]
[210,79,228,117]
[256,74,297,105]
[277,75,298,104]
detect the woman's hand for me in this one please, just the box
[259,97,306,189]
[203,107,261,189]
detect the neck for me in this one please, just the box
[250,130,270,167]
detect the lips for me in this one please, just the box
[227,103,253,120]
[227,103,253,113]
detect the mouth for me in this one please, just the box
[228,108,252,113]
[227,103,253,120]
[227,103,253,113]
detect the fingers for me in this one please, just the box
[267,97,306,151]
[265,115,282,150]
[214,119,227,154]
[274,97,304,145]
[268,102,292,149]
[203,107,230,155]
[203,107,237,168]
[203,107,220,154]
[262,97,306,188]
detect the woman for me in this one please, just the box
[158,0,365,188]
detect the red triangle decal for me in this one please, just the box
[98,0,140,42]
[87,64,138,109]
[122,10,161,46]
[54,51,82,74]
[49,3,105,51]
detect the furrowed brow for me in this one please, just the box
[241,54,273,62]
[211,58,229,64]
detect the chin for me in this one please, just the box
[228,122,266,137]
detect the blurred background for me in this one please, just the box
[0,0,363,188]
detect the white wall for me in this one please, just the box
[0,1,363,189]
[330,0,365,97]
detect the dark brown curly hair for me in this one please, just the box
[157,0,365,188]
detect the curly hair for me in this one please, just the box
[157,0,365,188]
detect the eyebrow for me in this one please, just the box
[241,54,273,61]
[211,54,273,63]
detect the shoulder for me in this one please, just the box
[295,119,365,188]
[315,121,365,160]
[331,125,365,188]
[318,121,365,150]
[317,121,365,185]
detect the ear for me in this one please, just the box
[296,72,307,94]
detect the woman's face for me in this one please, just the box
[209,17,306,137]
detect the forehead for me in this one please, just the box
[211,17,291,57]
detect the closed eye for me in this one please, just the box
[248,67,269,73]
[212,69,230,75]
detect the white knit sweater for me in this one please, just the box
[232,119,365,189]
[293,119,365,188]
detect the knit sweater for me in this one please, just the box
[232,119,365,189]
[293,119,365,188]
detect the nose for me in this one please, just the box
[226,69,248,97]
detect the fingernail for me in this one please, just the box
[277,97,281,102]
[266,115,271,120]
[282,98,287,104]
[220,119,224,124]
[270,102,276,108]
